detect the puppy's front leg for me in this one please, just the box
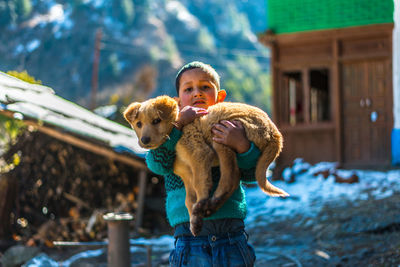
[207,142,240,216]
[189,146,216,236]
[176,138,214,236]
[174,145,197,218]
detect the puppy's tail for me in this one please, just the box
[255,134,289,197]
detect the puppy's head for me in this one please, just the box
[124,95,179,149]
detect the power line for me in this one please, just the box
[100,37,270,59]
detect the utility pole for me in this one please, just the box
[90,28,102,110]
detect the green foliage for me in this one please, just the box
[15,0,31,19]
[226,5,251,35]
[197,28,216,53]
[108,53,121,77]
[0,114,26,156]
[112,0,135,25]
[121,0,134,25]
[163,36,180,65]
[0,0,14,26]
[7,70,42,85]
[223,56,272,114]
[0,0,32,25]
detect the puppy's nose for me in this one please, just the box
[141,136,151,145]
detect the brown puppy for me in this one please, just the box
[124,95,288,235]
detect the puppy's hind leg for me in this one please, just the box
[206,142,240,217]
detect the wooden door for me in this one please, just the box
[341,59,392,166]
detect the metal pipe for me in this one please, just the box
[103,212,133,267]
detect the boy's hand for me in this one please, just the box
[175,106,208,130]
[212,120,250,154]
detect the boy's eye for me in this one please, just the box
[184,87,192,92]
[136,121,142,128]
[152,118,161,125]
[202,85,210,90]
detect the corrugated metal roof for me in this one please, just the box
[0,72,147,159]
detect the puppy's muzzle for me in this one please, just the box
[141,136,151,145]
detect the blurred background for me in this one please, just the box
[0,0,272,121]
[1,0,400,266]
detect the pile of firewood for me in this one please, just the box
[0,129,167,246]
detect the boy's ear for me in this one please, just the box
[123,102,141,123]
[217,89,227,103]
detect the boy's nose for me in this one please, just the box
[193,87,202,96]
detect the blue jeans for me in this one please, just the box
[169,230,256,267]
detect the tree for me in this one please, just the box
[15,0,32,20]
[223,56,272,114]
[112,0,135,26]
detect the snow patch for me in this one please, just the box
[245,160,400,227]
[26,39,41,52]
[166,1,200,31]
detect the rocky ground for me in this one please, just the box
[248,191,400,267]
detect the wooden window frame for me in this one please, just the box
[278,66,334,130]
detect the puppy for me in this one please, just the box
[124,95,288,235]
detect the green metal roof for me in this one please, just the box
[267,0,394,34]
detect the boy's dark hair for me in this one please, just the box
[175,61,220,95]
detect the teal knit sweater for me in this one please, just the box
[145,127,260,227]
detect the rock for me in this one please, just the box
[334,173,359,184]
[0,245,40,267]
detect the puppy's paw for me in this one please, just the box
[192,199,208,217]
[190,215,203,236]
[205,196,224,217]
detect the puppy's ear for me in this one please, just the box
[156,96,178,120]
[123,102,141,123]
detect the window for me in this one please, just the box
[309,69,330,123]
[280,68,330,126]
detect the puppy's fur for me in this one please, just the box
[124,96,288,235]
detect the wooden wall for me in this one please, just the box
[261,24,394,170]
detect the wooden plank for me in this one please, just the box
[272,24,394,45]
[134,170,147,232]
[0,173,17,239]
[272,43,280,123]
[302,68,310,124]
[332,38,342,164]
[340,36,391,59]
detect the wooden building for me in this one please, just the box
[259,0,399,169]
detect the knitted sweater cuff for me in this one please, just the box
[162,127,182,151]
[237,142,260,169]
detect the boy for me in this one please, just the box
[146,61,259,266]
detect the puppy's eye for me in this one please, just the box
[136,121,142,128]
[152,118,161,125]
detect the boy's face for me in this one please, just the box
[178,68,226,109]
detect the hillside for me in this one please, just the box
[0,0,271,112]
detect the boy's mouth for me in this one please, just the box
[192,100,206,106]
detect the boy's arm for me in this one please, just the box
[236,142,260,182]
[145,127,182,175]
[212,120,260,182]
